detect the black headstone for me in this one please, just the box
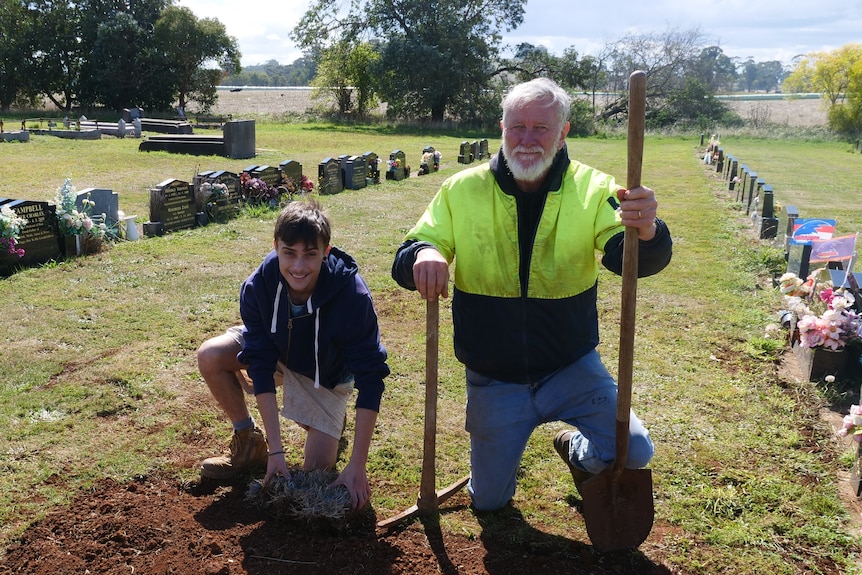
[150,179,196,233]
[318,158,343,195]
[362,152,380,184]
[251,165,279,187]
[386,150,407,181]
[0,199,61,271]
[279,160,303,189]
[342,156,367,190]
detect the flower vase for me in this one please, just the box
[63,235,81,258]
[793,343,848,382]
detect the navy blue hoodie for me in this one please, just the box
[237,246,388,412]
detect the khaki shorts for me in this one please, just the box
[227,325,353,439]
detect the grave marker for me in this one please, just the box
[0,199,61,271]
[458,141,472,164]
[479,139,490,160]
[386,150,408,181]
[318,157,343,195]
[279,160,303,190]
[342,155,367,190]
[728,159,738,191]
[148,179,196,234]
[251,165,280,187]
[77,188,119,228]
[759,185,778,239]
[363,152,380,185]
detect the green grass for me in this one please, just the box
[2,125,862,573]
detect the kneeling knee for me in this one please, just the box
[627,434,655,469]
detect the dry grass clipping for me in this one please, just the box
[244,468,352,521]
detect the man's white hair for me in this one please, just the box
[501,77,571,128]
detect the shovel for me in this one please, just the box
[579,70,655,552]
[377,297,469,529]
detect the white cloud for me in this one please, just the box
[178,0,862,68]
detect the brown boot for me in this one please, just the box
[201,426,268,479]
[553,430,595,490]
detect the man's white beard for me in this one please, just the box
[503,142,556,184]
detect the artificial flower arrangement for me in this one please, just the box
[779,268,862,350]
[281,175,315,198]
[240,172,280,206]
[0,205,27,258]
[838,404,862,443]
[54,178,106,239]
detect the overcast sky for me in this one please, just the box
[177,0,861,69]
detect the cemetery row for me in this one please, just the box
[703,136,862,382]
[0,139,491,277]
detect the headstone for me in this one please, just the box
[745,171,758,212]
[279,160,303,189]
[318,157,343,195]
[759,185,778,239]
[149,179,196,234]
[458,141,472,164]
[76,188,119,228]
[736,165,747,202]
[470,141,479,163]
[223,119,256,159]
[251,165,279,187]
[342,156,367,190]
[210,170,242,204]
[337,155,351,188]
[362,152,380,185]
[784,205,799,260]
[479,139,489,160]
[418,146,440,175]
[728,159,739,191]
[386,150,407,181]
[0,199,61,271]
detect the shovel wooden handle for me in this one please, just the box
[417,297,439,511]
[613,70,646,476]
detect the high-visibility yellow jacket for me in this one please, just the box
[393,147,672,383]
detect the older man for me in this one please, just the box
[391,77,673,511]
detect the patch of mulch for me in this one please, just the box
[0,472,677,575]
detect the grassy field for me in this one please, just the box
[2,123,862,573]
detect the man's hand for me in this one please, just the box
[617,186,658,241]
[413,247,449,300]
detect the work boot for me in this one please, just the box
[554,430,595,489]
[201,426,268,479]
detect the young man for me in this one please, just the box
[198,199,389,510]
[391,77,673,511]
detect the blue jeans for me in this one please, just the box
[465,349,654,511]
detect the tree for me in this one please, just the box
[693,46,737,93]
[784,44,862,136]
[0,0,35,110]
[293,0,525,122]
[784,44,862,105]
[600,27,707,123]
[86,11,174,111]
[153,6,241,112]
[27,0,87,112]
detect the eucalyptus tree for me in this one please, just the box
[292,0,525,122]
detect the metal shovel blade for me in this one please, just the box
[579,467,654,552]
